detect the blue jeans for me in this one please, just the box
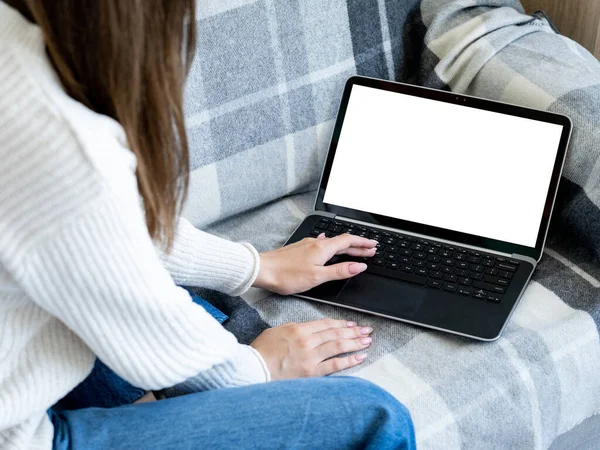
[50,377,415,450]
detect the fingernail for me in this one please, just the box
[360,327,373,335]
[346,321,357,327]
[349,263,367,275]
[360,337,372,345]
[356,353,368,361]
[369,239,379,244]
[368,248,376,254]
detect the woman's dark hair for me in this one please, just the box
[22,0,196,249]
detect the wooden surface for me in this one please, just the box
[521,0,600,59]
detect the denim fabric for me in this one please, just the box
[182,287,229,324]
[50,377,415,450]
[54,290,227,411]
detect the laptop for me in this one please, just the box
[284,76,572,341]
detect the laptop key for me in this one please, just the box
[310,230,320,236]
[484,268,499,276]
[427,263,440,271]
[385,254,398,261]
[427,255,441,263]
[458,288,471,296]
[386,262,400,270]
[373,258,386,266]
[400,265,415,273]
[315,222,329,230]
[442,266,454,274]
[413,260,426,268]
[482,259,494,267]
[399,256,411,264]
[473,281,506,293]
[414,252,427,260]
[456,269,470,277]
[458,277,472,286]
[386,245,399,254]
[456,261,469,269]
[497,263,517,272]
[473,292,487,300]
[508,259,521,266]
[499,271,514,279]
[443,283,457,292]
[487,295,501,303]
[428,280,442,289]
[430,271,443,280]
[383,237,396,245]
[469,272,484,281]
[444,274,458,283]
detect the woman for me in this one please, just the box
[0,1,415,449]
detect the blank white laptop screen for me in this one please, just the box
[323,85,565,248]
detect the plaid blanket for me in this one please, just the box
[184,1,600,448]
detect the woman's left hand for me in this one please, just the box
[254,234,377,295]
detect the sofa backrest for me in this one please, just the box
[182,0,423,227]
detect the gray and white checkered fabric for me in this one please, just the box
[183,1,600,448]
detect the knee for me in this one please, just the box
[349,377,411,418]
[334,377,415,449]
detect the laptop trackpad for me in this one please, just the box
[341,273,425,318]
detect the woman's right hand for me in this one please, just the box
[250,319,373,380]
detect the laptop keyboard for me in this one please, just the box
[308,218,521,304]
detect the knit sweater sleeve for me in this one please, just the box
[14,181,270,391]
[159,217,261,297]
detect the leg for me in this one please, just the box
[51,377,415,450]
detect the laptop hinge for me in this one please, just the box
[336,215,514,258]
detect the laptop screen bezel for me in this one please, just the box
[314,76,572,260]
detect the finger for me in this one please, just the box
[317,353,368,376]
[314,325,373,344]
[301,318,357,334]
[317,337,372,360]
[337,247,377,257]
[316,262,367,283]
[325,234,378,254]
[317,233,326,240]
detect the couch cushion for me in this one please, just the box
[182,0,423,227]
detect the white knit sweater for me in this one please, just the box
[0,4,270,449]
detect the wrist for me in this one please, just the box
[254,252,279,292]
